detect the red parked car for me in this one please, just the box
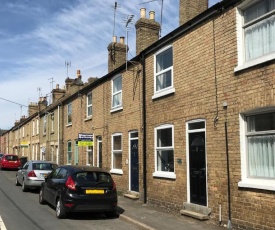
[0,154,21,170]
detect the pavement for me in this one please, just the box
[117,196,225,230]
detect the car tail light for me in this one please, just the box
[112,181,117,191]
[28,170,37,177]
[66,176,76,190]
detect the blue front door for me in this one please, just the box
[130,139,139,192]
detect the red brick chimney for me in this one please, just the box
[135,8,160,55]
[179,0,208,25]
[107,36,128,73]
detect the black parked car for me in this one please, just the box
[39,165,117,219]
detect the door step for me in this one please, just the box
[180,202,211,220]
[123,191,140,200]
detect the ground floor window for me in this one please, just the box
[87,146,93,165]
[67,141,72,164]
[111,133,122,174]
[239,110,275,190]
[153,124,175,179]
[246,112,275,178]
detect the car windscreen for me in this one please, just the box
[32,163,57,170]
[5,155,18,161]
[73,171,113,185]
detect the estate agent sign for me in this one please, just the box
[78,133,93,146]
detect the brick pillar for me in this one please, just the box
[179,0,208,26]
[135,8,160,55]
[107,36,128,73]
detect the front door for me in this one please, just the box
[189,132,207,206]
[130,135,139,192]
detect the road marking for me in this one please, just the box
[0,215,7,230]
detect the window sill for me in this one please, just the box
[110,169,123,175]
[234,52,275,72]
[110,106,123,113]
[66,123,72,127]
[84,116,92,121]
[238,178,275,191]
[152,87,175,100]
[153,171,176,179]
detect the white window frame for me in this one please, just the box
[32,120,35,136]
[67,103,72,125]
[235,0,275,72]
[97,136,102,168]
[67,141,72,165]
[111,75,123,112]
[153,124,176,179]
[239,109,275,191]
[110,133,123,174]
[86,145,94,166]
[50,113,54,133]
[36,118,39,135]
[152,45,175,100]
[87,92,92,118]
[43,115,47,135]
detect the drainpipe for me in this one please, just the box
[141,52,147,204]
[225,121,232,229]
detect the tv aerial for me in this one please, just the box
[65,61,71,78]
[112,2,121,37]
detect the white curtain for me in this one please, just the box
[245,14,275,61]
[248,135,275,178]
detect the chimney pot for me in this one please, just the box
[120,36,125,44]
[140,8,146,18]
[56,84,59,89]
[112,36,117,43]
[149,11,155,20]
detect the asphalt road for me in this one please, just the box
[0,170,140,230]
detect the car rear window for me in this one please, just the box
[33,163,57,170]
[5,155,18,161]
[74,172,113,184]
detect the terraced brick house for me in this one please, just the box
[1,0,275,229]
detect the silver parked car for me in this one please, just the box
[16,160,58,192]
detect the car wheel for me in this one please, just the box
[22,180,28,192]
[15,176,20,186]
[56,198,66,219]
[39,188,46,204]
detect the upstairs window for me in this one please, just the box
[43,116,47,134]
[153,46,174,99]
[67,103,72,124]
[235,0,275,71]
[87,93,92,117]
[112,75,122,110]
[244,0,275,61]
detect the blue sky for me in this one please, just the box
[0,0,220,130]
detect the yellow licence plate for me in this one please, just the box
[86,189,104,194]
